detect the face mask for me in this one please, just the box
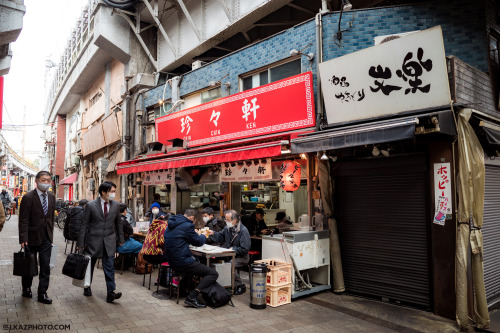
[203,216,210,223]
[152,208,160,215]
[226,220,233,229]
[108,193,116,200]
[37,182,50,192]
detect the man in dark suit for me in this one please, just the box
[18,171,55,304]
[77,181,124,303]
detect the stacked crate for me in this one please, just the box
[255,259,292,307]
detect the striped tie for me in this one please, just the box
[42,193,48,216]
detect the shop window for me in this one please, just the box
[89,91,102,108]
[201,87,222,104]
[241,59,301,91]
[153,101,173,120]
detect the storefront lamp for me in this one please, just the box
[320,151,329,160]
[300,153,307,160]
[280,160,301,192]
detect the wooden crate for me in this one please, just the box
[266,284,292,307]
[255,259,292,287]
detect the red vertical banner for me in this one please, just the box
[0,76,3,129]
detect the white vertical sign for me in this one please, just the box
[253,159,272,181]
[142,172,153,185]
[433,162,452,226]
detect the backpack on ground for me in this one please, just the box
[201,282,234,308]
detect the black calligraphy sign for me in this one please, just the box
[330,75,365,103]
[396,48,433,94]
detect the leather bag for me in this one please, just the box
[62,251,90,280]
[13,246,38,277]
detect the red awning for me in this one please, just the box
[117,141,285,175]
[59,173,77,185]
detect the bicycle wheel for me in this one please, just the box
[5,206,11,221]
[57,210,66,229]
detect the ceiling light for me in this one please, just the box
[158,99,163,105]
[342,0,352,11]
[320,151,329,160]
[372,146,380,156]
[300,153,307,160]
[381,149,390,157]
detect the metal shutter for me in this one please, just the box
[483,165,500,306]
[335,155,431,309]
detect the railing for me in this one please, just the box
[44,0,99,122]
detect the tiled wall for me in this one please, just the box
[144,0,488,109]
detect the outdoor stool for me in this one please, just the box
[118,253,137,275]
[143,262,156,290]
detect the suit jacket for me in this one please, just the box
[18,189,55,246]
[77,198,124,258]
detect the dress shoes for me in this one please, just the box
[184,295,207,308]
[106,291,122,303]
[37,294,52,304]
[22,288,32,298]
[233,284,246,296]
[83,287,92,296]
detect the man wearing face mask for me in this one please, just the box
[209,210,251,295]
[18,171,55,304]
[149,202,166,223]
[201,207,225,233]
[164,209,218,308]
[77,181,124,303]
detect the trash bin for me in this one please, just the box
[250,262,267,309]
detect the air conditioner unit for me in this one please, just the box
[97,157,109,175]
[192,60,207,70]
[145,125,156,145]
[87,178,95,191]
[73,156,80,166]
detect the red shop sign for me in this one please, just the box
[155,71,315,148]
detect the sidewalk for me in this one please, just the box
[0,214,487,333]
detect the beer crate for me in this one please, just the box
[255,259,292,287]
[266,284,292,307]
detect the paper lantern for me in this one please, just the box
[280,160,301,192]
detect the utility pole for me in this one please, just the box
[21,106,26,159]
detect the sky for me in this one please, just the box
[2,0,89,161]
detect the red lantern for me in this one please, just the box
[280,160,301,192]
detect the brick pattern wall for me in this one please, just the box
[55,115,66,199]
[144,0,488,109]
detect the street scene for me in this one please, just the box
[1,0,500,332]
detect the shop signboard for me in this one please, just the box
[220,159,272,182]
[221,164,238,182]
[318,26,450,125]
[143,172,153,185]
[156,72,315,148]
[144,170,174,186]
[252,159,272,181]
[433,162,452,226]
[152,171,163,185]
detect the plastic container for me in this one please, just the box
[299,214,310,231]
[255,259,292,287]
[266,284,292,307]
[250,197,259,202]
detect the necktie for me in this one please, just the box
[42,193,48,216]
[104,202,108,219]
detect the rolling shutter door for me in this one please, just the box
[483,165,500,306]
[336,155,431,309]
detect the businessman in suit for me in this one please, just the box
[18,171,55,304]
[77,181,124,303]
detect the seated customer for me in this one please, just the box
[210,210,251,295]
[202,207,225,232]
[149,202,166,223]
[164,209,218,309]
[117,204,143,254]
[274,212,294,233]
[140,215,169,265]
[249,208,268,236]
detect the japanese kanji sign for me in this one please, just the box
[221,164,238,182]
[318,26,450,125]
[219,159,272,182]
[142,172,153,185]
[144,170,174,186]
[253,159,272,181]
[156,72,315,148]
[433,162,452,226]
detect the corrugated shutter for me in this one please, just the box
[335,155,431,309]
[483,165,500,306]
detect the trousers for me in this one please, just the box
[89,249,116,294]
[172,261,218,291]
[22,237,52,295]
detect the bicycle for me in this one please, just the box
[55,207,67,229]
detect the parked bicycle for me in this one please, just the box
[54,200,73,229]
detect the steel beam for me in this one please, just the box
[217,0,232,22]
[142,0,178,57]
[176,0,203,41]
[112,9,158,71]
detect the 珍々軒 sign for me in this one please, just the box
[156,72,315,148]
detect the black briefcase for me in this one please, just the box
[62,252,90,280]
[13,246,38,277]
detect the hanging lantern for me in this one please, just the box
[280,160,301,192]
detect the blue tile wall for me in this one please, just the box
[144,0,487,108]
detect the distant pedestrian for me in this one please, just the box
[77,181,124,302]
[18,171,55,304]
[67,199,88,242]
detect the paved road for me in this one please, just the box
[0,214,460,333]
